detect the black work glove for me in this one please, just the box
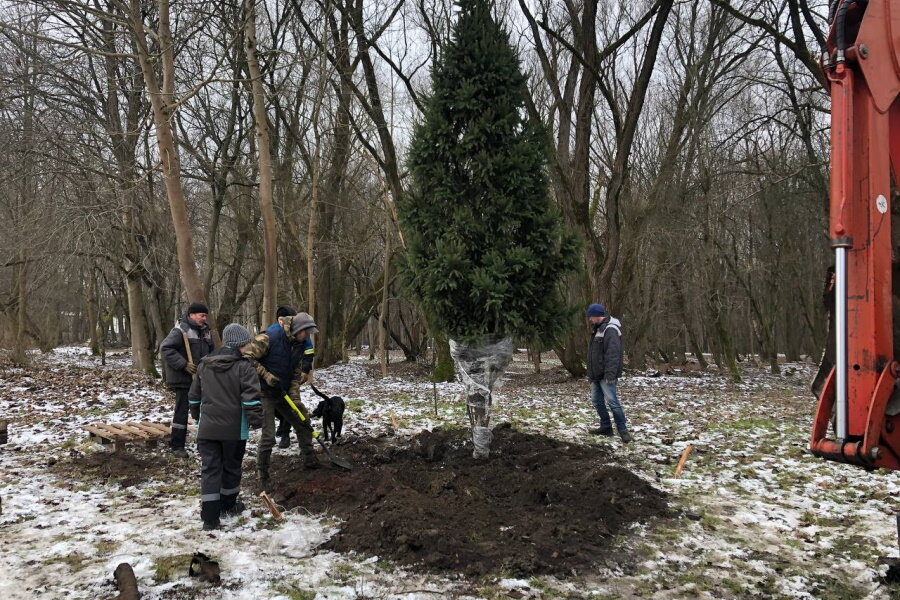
[185,363,198,375]
[248,410,263,430]
[189,405,200,422]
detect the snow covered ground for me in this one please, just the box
[0,347,898,599]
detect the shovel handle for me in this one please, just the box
[283,393,320,439]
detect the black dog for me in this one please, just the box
[310,384,345,443]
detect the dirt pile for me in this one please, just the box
[269,424,669,577]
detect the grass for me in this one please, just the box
[47,552,90,571]
[271,582,317,600]
[95,538,118,555]
[152,553,195,583]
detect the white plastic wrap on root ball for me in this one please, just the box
[449,337,514,458]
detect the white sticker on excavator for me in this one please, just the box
[876,194,888,214]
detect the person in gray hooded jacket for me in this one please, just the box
[188,323,263,530]
[586,303,632,443]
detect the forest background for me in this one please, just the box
[0,0,833,381]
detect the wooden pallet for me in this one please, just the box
[83,421,171,452]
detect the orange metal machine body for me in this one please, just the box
[810,0,900,471]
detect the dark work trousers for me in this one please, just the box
[170,387,191,450]
[275,406,301,440]
[198,439,247,523]
[259,390,313,455]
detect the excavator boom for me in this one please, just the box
[811,0,900,471]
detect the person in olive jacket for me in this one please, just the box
[586,303,632,443]
[160,302,214,457]
[188,323,263,530]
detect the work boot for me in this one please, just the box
[589,426,614,436]
[202,520,220,531]
[302,452,322,470]
[257,450,272,485]
[172,448,189,459]
[221,500,246,518]
[619,430,633,444]
[277,434,290,449]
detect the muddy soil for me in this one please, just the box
[269,424,669,578]
[50,449,193,488]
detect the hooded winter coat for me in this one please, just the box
[188,347,263,440]
[160,316,214,389]
[587,317,624,382]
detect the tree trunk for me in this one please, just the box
[378,222,391,378]
[87,267,99,355]
[14,249,27,364]
[431,330,454,382]
[244,0,277,325]
[129,0,209,314]
[125,269,155,374]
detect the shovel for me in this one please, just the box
[282,393,353,470]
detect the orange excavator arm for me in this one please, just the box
[810,0,900,471]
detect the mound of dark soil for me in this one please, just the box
[269,425,669,577]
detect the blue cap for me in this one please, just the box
[585,303,606,317]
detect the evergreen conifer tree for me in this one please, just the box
[401,0,579,342]
[400,0,580,457]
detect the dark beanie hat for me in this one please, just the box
[585,303,606,317]
[187,302,209,315]
[276,305,297,318]
[222,323,252,349]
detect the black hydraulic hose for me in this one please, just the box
[828,0,840,24]
[835,0,852,57]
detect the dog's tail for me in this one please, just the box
[309,384,330,401]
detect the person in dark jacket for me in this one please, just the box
[271,306,314,449]
[242,312,320,484]
[160,302,214,457]
[586,303,632,443]
[188,323,263,530]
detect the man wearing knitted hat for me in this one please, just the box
[160,302,214,458]
[585,303,632,443]
[188,323,263,530]
[242,311,321,484]
[271,306,309,449]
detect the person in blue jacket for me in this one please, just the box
[242,312,320,485]
[272,306,314,449]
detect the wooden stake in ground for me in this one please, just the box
[259,491,282,519]
[113,562,140,600]
[674,444,694,478]
[390,409,400,429]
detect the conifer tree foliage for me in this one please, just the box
[400,0,580,344]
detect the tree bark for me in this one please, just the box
[243,0,277,325]
[128,0,209,312]
[378,219,391,377]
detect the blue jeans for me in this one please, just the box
[591,380,628,432]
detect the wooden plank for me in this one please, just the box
[84,425,115,440]
[126,422,164,439]
[143,422,171,435]
[117,423,152,439]
[97,423,131,439]
[84,427,113,444]
[103,424,137,440]
[133,423,169,442]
